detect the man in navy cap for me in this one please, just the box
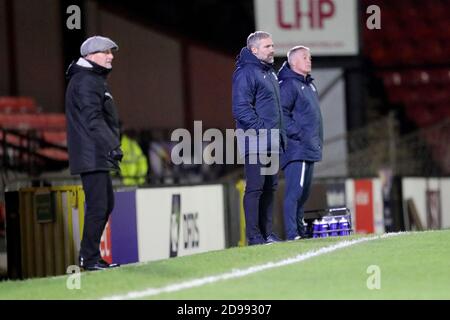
[65,36,122,270]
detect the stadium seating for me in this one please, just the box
[363,0,450,173]
[36,148,69,161]
[0,96,38,114]
[0,96,68,171]
[41,131,67,146]
[363,0,450,68]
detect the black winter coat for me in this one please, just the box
[65,58,121,175]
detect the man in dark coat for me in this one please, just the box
[65,36,123,270]
[232,31,285,245]
[278,46,323,240]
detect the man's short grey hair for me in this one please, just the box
[247,31,272,50]
[287,45,310,65]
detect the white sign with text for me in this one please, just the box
[136,185,226,262]
[254,0,359,56]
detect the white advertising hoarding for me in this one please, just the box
[440,180,450,228]
[254,0,359,56]
[136,185,225,262]
[402,178,450,230]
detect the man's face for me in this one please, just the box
[87,49,114,69]
[291,49,312,76]
[252,37,275,64]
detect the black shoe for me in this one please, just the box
[83,263,110,271]
[265,233,282,244]
[98,259,120,268]
[247,236,266,246]
[79,256,120,271]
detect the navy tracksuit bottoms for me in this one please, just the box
[283,160,315,240]
[243,156,278,245]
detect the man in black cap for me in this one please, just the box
[65,35,122,271]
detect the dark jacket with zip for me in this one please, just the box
[232,47,286,156]
[65,58,121,175]
[278,61,323,169]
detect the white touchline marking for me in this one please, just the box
[101,232,405,300]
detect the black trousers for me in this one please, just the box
[80,171,114,265]
[243,155,278,245]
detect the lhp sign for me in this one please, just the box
[254,0,358,56]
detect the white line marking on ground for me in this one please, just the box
[101,232,405,300]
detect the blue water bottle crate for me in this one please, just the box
[304,207,353,238]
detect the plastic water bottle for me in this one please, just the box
[312,219,320,238]
[329,217,339,237]
[302,220,308,238]
[320,219,329,238]
[339,217,350,236]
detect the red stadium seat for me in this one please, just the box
[385,87,409,104]
[399,70,429,87]
[380,71,402,87]
[408,20,434,39]
[382,22,405,43]
[41,130,67,146]
[423,1,447,21]
[435,104,450,119]
[369,42,398,67]
[441,41,450,61]
[428,69,450,85]
[364,0,450,67]
[16,97,37,112]
[37,148,69,161]
[0,113,66,130]
[0,131,25,146]
[396,41,421,66]
[44,114,67,129]
[0,96,37,114]
[405,103,439,128]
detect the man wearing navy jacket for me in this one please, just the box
[232,31,285,245]
[278,46,323,240]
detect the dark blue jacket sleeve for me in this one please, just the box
[280,80,301,140]
[232,68,265,131]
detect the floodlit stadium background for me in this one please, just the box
[0,0,450,298]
